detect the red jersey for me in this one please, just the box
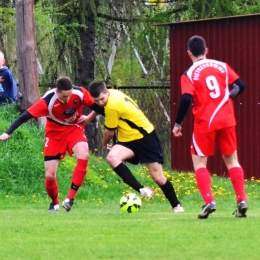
[28,86,94,132]
[181,58,239,133]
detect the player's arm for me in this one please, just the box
[81,87,105,116]
[0,111,34,140]
[77,103,105,124]
[77,110,98,124]
[229,78,246,99]
[102,128,115,150]
[174,93,192,127]
[172,93,192,137]
[89,103,105,116]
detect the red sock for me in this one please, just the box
[45,178,59,204]
[195,168,214,204]
[229,167,247,203]
[67,159,88,199]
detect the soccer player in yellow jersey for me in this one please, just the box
[89,81,184,213]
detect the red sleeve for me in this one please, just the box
[27,99,49,118]
[81,87,95,107]
[180,74,195,95]
[226,64,239,84]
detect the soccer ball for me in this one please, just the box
[119,193,142,213]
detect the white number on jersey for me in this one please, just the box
[45,137,49,147]
[206,75,220,99]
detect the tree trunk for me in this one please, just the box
[15,0,40,111]
[74,1,98,152]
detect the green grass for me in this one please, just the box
[1,196,260,260]
[1,105,260,260]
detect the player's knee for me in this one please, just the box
[152,175,167,186]
[106,153,119,167]
[77,154,89,160]
[106,153,114,165]
[45,172,56,180]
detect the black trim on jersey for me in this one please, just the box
[43,88,105,116]
[183,69,189,76]
[44,154,62,161]
[89,103,105,116]
[119,118,148,136]
[73,86,83,91]
[6,111,34,135]
[175,93,192,125]
[42,91,55,105]
[104,125,117,131]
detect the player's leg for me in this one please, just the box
[218,126,247,217]
[106,144,147,194]
[192,154,214,203]
[147,162,184,212]
[62,139,89,212]
[192,132,216,219]
[70,140,89,193]
[223,152,247,203]
[130,130,183,210]
[44,159,60,212]
[44,131,66,212]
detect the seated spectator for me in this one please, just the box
[0,51,18,105]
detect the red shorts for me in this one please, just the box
[191,126,237,156]
[44,124,88,160]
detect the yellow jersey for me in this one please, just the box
[104,89,154,142]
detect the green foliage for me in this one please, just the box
[110,54,149,86]
[2,0,260,90]
[0,7,16,32]
[0,7,17,73]
[35,1,90,85]
[0,105,133,198]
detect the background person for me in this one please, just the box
[88,81,184,213]
[0,51,18,104]
[172,35,247,219]
[0,76,103,212]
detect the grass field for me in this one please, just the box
[1,194,260,260]
[1,105,259,260]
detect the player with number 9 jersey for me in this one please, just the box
[172,35,247,219]
[181,59,239,133]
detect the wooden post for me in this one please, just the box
[15,0,40,111]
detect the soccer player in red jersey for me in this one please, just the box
[0,76,103,212]
[172,35,248,219]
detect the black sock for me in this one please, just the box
[160,179,180,208]
[71,182,79,191]
[113,163,143,192]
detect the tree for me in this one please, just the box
[16,0,40,111]
[52,0,99,151]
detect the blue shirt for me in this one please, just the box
[0,66,17,101]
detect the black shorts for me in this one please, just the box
[117,130,164,165]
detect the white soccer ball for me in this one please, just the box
[119,193,142,213]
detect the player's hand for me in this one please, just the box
[172,126,182,137]
[106,144,112,150]
[77,115,91,125]
[102,144,112,150]
[0,133,10,140]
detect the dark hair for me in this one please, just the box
[187,35,206,57]
[56,76,73,91]
[88,81,106,98]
